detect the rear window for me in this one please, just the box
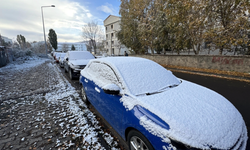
[69,52,95,60]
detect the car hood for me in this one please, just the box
[125,80,247,149]
[69,59,91,66]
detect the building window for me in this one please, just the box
[106,27,107,31]
[112,48,114,54]
[106,34,108,39]
[111,41,114,45]
[106,42,108,45]
[111,24,113,29]
[111,33,114,38]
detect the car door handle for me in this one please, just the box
[84,79,88,83]
[95,87,100,93]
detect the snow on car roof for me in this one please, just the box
[85,56,180,96]
[59,53,66,57]
[68,51,95,60]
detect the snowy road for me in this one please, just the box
[0,57,119,150]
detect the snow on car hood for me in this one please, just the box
[121,79,247,149]
[70,59,91,66]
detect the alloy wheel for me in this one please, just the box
[69,69,73,79]
[130,136,149,150]
[81,87,87,102]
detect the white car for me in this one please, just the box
[64,51,95,79]
[55,53,64,63]
[59,53,66,67]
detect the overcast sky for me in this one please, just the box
[0,0,120,43]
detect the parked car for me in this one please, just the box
[59,53,66,68]
[53,52,58,60]
[55,53,64,63]
[79,57,248,150]
[64,51,95,79]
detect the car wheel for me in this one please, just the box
[128,130,154,150]
[81,86,89,104]
[64,66,67,73]
[69,69,73,80]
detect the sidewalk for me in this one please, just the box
[0,58,119,150]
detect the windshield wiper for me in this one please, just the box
[145,81,182,96]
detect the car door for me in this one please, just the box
[85,62,125,133]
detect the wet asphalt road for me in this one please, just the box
[172,71,250,150]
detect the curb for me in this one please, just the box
[169,68,250,83]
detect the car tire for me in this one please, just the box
[69,68,73,80]
[81,86,89,104]
[127,130,154,150]
[64,66,67,73]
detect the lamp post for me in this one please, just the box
[41,5,55,56]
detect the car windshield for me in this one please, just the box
[60,53,66,58]
[106,57,181,96]
[56,53,63,58]
[69,52,95,60]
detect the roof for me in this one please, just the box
[88,57,180,96]
[103,15,121,26]
[95,56,149,65]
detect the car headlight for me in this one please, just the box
[74,65,80,69]
[71,64,80,69]
[170,139,208,150]
[135,105,170,130]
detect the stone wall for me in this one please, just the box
[132,55,250,73]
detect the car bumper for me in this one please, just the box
[72,69,81,78]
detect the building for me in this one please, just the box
[104,15,129,56]
[57,42,86,52]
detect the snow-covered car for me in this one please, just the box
[55,53,64,63]
[79,57,248,150]
[53,52,57,59]
[59,53,66,68]
[64,51,95,79]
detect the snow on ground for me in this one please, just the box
[0,57,119,149]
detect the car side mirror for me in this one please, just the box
[103,84,120,95]
[66,58,68,61]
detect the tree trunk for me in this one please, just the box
[219,47,223,55]
[234,46,237,55]
[196,44,201,55]
[192,45,197,55]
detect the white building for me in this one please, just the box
[57,42,86,52]
[104,15,129,56]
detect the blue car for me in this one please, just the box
[79,57,248,150]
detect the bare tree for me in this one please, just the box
[82,21,104,54]
[97,41,106,55]
[62,43,68,52]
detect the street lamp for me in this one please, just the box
[41,5,55,56]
